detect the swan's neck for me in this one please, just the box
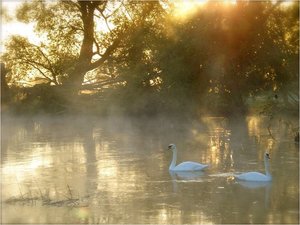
[169,149,177,170]
[264,157,271,177]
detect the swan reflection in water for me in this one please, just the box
[169,170,205,192]
[236,177,272,209]
[234,153,272,208]
[169,170,205,180]
[237,180,272,189]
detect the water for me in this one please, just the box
[1,115,299,224]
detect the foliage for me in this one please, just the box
[109,1,167,115]
[157,1,298,115]
[1,0,299,116]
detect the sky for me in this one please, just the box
[0,0,231,49]
[1,1,40,53]
[0,0,295,53]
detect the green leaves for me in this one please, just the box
[1,1,298,115]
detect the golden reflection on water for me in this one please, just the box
[2,139,91,200]
[2,146,52,197]
[158,208,169,223]
[1,116,299,224]
[267,138,275,151]
[199,117,233,168]
[75,207,91,222]
[247,116,260,136]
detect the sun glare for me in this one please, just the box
[173,0,208,18]
[280,0,295,7]
[1,1,41,52]
[173,0,237,18]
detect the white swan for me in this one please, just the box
[235,153,272,182]
[168,144,208,171]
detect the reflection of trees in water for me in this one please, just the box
[84,118,213,223]
[208,182,273,223]
[197,117,235,170]
[2,115,298,224]
[82,125,98,197]
[247,116,299,144]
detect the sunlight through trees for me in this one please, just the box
[1,0,298,116]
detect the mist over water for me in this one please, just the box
[1,114,299,224]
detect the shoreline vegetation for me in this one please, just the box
[0,1,298,120]
[1,83,298,119]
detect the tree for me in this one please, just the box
[157,1,299,115]
[1,62,10,104]
[108,2,166,114]
[2,1,164,92]
[1,0,298,116]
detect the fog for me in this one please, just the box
[1,113,298,224]
[1,1,299,223]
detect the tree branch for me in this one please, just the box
[14,55,58,84]
[89,32,125,71]
[21,60,55,84]
[31,43,57,76]
[64,0,81,11]
[81,77,124,89]
[93,36,101,55]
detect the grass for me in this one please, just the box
[4,184,89,208]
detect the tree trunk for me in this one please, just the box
[1,63,10,104]
[65,1,96,90]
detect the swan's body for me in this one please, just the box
[236,172,271,182]
[235,153,272,182]
[168,144,208,172]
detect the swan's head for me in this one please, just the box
[265,152,271,160]
[168,144,176,151]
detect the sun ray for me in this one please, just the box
[173,0,208,18]
[173,0,238,19]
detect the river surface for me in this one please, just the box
[1,115,299,224]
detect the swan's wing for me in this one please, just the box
[174,161,208,171]
[235,172,271,182]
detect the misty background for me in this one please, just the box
[0,0,298,119]
[1,1,299,224]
